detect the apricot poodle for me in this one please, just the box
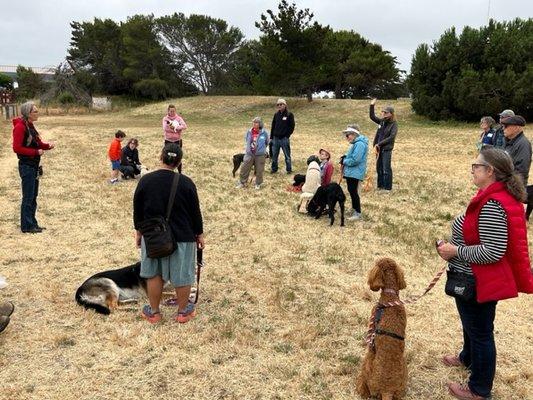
[356,258,407,400]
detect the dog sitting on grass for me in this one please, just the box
[232,152,269,178]
[356,258,407,400]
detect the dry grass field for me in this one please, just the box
[0,96,532,400]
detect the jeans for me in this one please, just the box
[345,177,361,213]
[376,149,393,190]
[455,297,497,398]
[19,163,40,231]
[271,137,292,173]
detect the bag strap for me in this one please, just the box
[165,172,180,221]
[193,248,203,304]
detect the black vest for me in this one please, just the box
[18,123,41,167]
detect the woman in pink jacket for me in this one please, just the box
[162,104,187,147]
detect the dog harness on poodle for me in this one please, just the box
[369,305,404,351]
[364,266,447,348]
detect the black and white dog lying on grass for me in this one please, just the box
[307,183,346,226]
[75,263,146,315]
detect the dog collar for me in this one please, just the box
[383,288,398,295]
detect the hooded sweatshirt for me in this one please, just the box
[12,117,51,167]
[162,114,187,142]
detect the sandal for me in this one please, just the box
[141,305,161,324]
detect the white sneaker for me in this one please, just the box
[254,184,261,190]
[235,182,244,189]
[347,212,361,221]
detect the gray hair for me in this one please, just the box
[347,123,361,134]
[480,116,495,127]
[252,117,264,129]
[20,101,36,121]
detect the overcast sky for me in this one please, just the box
[1,0,531,74]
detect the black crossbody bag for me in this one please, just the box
[445,270,477,302]
[138,173,180,258]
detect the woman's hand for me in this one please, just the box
[135,230,142,248]
[370,98,377,106]
[196,234,205,250]
[436,242,458,261]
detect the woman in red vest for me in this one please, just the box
[436,147,533,400]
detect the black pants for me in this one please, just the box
[376,149,393,190]
[345,177,361,213]
[164,139,183,173]
[455,298,497,398]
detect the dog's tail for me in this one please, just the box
[75,281,113,315]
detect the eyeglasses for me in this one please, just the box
[471,163,489,171]
[276,103,285,106]
[30,109,39,113]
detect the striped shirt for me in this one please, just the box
[448,199,508,275]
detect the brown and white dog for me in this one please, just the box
[356,258,407,400]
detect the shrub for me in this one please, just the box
[132,78,169,99]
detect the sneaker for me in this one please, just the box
[442,354,463,367]
[141,305,161,324]
[448,382,487,400]
[255,184,261,190]
[0,316,9,334]
[109,179,119,184]
[164,298,179,307]
[175,302,196,323]
[347,211,361,221]
[235,182,244,189]
[0,301,14,317]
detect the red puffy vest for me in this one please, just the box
[462,181,533,303]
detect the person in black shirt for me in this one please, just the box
[120,138,142,179]
[133,143,204,324]
[370,98,398,192]
[270,98,295,174]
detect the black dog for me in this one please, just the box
[307,183,346,226]
[293,174,306,186]
[75,263,147,315]
[232,152,269,177]
[526,185,533,221]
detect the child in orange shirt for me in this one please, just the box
[108,130,126,184]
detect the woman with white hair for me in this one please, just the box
[236,117,269,189]
[12,101,55,233]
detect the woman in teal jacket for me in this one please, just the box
[342,125,369,220]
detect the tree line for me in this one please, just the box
[64,1,405,102]
[407,18,533,121]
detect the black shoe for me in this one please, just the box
[36,226,46,230]
[270,170,277,174]
[286,171,293,174]
[22,227,43,233]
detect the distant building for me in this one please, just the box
[0,65,55,86]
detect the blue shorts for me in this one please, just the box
[111,160,121,170]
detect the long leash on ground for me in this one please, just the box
[364,264,447,347]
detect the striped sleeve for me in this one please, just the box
[457,200,508,264]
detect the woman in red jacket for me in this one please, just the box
[12,102,55,233]
[436,147,533,400]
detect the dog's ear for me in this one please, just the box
[395,262,407,290]
[367,262,384,291]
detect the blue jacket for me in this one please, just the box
[343,134,369,180]
[244,128,269,156]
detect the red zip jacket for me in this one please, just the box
[463,181,533,302]
[12,117,51,157]
[108,138,122,161]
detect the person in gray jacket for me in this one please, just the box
[502,115,531,185]
[370,98,398,191]
[492,109,515,149]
